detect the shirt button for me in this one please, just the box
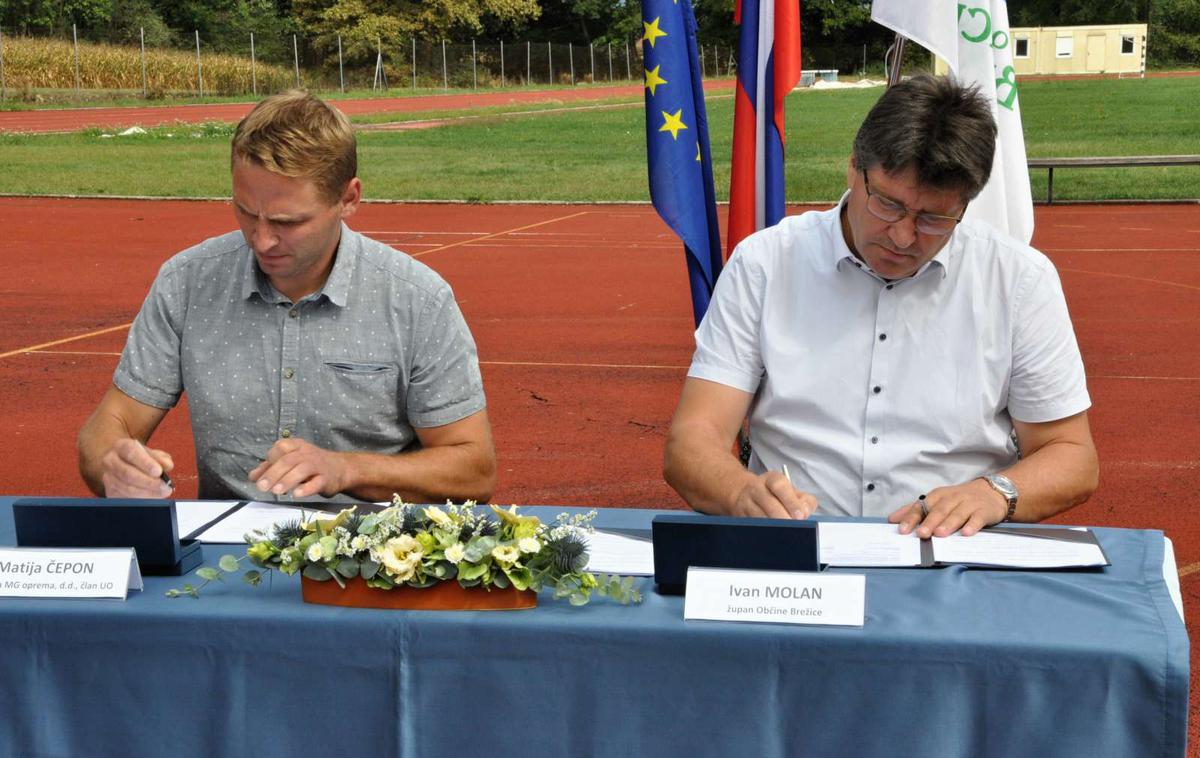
[871,436,879,444]
[879,333,887,341]
[886,284,894,291]
[280,428,292,439]
[873,386,882,394]
[283,367,295,379]
[866,483,876,492]
[289,308,299,318]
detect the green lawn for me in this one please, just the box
[0,77,1197,202]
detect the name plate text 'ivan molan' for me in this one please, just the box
[684,567,865,627]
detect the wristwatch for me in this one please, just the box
[981,474,1018,522]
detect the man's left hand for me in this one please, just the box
[249,438,348,498]
[887,478,1008,538]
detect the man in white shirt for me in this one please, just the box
[663,74,1098,538]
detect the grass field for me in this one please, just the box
[0,76,1197,201]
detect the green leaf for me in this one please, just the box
[360,559,380,580]
[457,561,488,581]
[492,572,510,589]
[196,567,222,582]
[165,589,180,598]
[336,558,360,579]
[569,591,589,606]
[358,515,379,535]
[242,569,263,586]
[303,564,332,581]
[218,555,240,572]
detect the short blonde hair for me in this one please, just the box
[231,90,357,203]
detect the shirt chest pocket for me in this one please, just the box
[316,360,405,437]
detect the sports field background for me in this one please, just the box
[0,78,1197,740]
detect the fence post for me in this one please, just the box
[250,32,257,95]
[625,40,631,80]
[590,43,594,83]
[337,35,344,92]
[547,42,552,84]
[700,45,705,77]
[73,24,81,96]
[293,34,300,87]
[714,44,720,77]
[608,43,613,82]
[500,40,505,87]
[412,38,417,89]
[0,27,6,101]
[195,30,203,97]
[472,39,477,90]
[441,39,448,89]
[139,27,147,98]
[569,42,575,84]
[526,41,531,86]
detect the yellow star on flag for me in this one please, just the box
[643,17,668,48]
[660,109,688,140]
[644,64,667,96]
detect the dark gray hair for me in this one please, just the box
[852,74,997,201]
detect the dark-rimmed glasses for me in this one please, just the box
[861,170,965,236]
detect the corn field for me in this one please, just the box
[0,36,292,95]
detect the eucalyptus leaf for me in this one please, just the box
[196,567,222,582]
[358,515,379,535]
[218,555,240,572]
[242,570,263,586]
[569,591,589,606]
[303,564,332,581]
[360,559,380,580]
[492,572,510,589]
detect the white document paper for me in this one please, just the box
[195,501,314,543]
[931,531,1108,568]
[818,522,923,567]
[586,530,655,576]
[174,501,243,540]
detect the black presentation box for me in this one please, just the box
[651,513,820,595]
[12,498,203,576]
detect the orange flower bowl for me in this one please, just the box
[300,575,538,611]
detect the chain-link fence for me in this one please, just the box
[0,26,691,100]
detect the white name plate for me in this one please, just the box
[0,548,144,600]
[684,567,866,627]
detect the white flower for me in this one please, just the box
[350,535,370,552]
[492,544,521,565]
[518,537,541,554]
[306,543,324,562]
[445,543,465,564]
[424,506,451,527]
[379,535,424,581]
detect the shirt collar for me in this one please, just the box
[830,189,958,282]
[240,223,358,306]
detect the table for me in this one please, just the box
[0,500,1188,758]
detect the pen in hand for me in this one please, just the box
[138,440,174,491]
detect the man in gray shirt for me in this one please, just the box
[78,91,496,504]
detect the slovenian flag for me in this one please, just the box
[643,0,724,326]
[727,0,802,257]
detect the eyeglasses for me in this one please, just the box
[861,170,965,236]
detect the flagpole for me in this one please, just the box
[885,34,907,87]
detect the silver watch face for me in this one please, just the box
[987,474,1018,502]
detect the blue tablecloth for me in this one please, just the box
[0,501,1188,758]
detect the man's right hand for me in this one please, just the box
[99,439,174,499]
[732,471,818,520]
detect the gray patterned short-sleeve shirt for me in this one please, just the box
[114,225,486,503]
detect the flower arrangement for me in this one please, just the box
[168,497,641,606]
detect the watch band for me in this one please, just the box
[981,474,1018,523]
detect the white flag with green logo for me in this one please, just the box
[871,0,1034,243]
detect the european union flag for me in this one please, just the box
[642,0,723,327]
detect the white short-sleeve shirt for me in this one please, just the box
[689,195,1090,517]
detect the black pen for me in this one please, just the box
[139,440,174,491]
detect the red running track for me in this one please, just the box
[0,197,1197,736]
[0,80,735,134]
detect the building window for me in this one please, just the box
[1055,35,1073,58]
[1121,34,1135,54]
[1015,36,1029,58]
